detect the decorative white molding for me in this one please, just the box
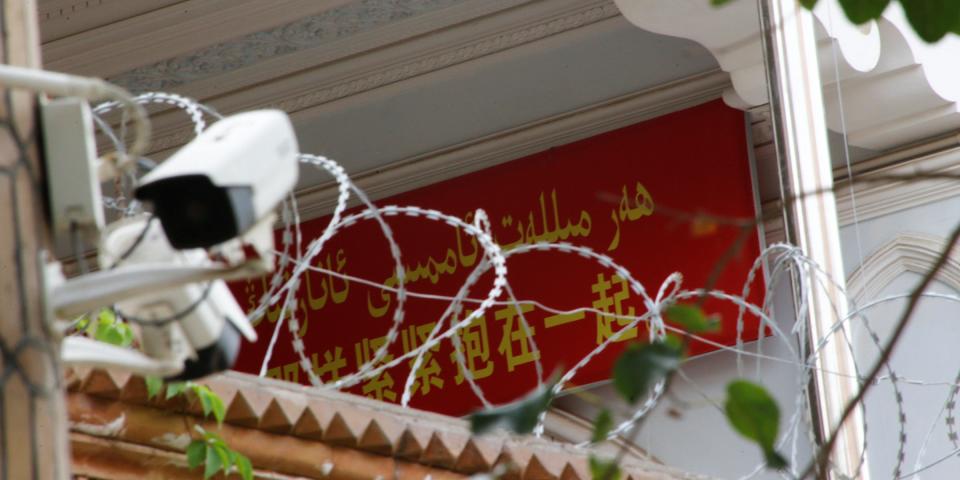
[293,69,730,220]
[762,140,960,244]
[762,215,786,246]
[269,2,620,116]
[614,0,960,150]
[613,0,879,106]
[833,145,960,226]
[39,0,106,21]
[106,0,476,92]
[112,0,536,103]
[38,0,181,43]
[846,233,960,305]
[41,0,358,77]
[139,0,622,155]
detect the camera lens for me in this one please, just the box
[168,320,241,381]
[135,175,255,249]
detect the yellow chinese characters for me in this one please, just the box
[593,272,637,344]
[354,336,397,402]
[401,322,445,397]
[544,310,584,328]
[496,303,540,372]
[450,309,494,384]
[311,347,346,383]
[266,362,301,383]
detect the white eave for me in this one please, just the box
[614,0,960,150]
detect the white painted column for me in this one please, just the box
[758,0,868,478]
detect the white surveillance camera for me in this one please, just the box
[106,217,256,380]
[135,110,299,249]
[58,216,258,380]
[49,109,299,380]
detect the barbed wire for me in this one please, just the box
[87,93,960,479]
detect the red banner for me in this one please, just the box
[231,100,764,416]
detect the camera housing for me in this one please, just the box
[135,110,299,249]
[102,216,257,380]
[50,109,298,381]
[53,214,268,380]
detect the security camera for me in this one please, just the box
[58,216,259,380]
[48,109,299,380]
[135,110,299,249]
[106,216,257,380]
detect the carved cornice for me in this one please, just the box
[42,0,359,77]
[108,0,473,92]
[39,0,181,43]
[39,0,105,21]
[614,0,960,151]
[832,146,960,226]
[846,232,960,304]
[267,1,620,115]
[762,141,960,245]
[142,0,622,155]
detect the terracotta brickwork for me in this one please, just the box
[66,368,705,480]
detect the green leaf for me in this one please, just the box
[724,380,788,470]
[165,381,188,400]
[612,341,683,404]
[665,304,720,334]
[663,333,684,351]
[899,0,960,43]
[196,386,214,419]
[94,326,122,346]
[765,450,788,470]
[233,453,254,480]
[145,376,164,400]
[191,385,227,426]
[98,308,116,324]
[209,391,226,426]
[591,409,613,443]
[202,429,221,443]
[837,0,890,24]
[588,455,621,480]
[92,310,134,348]
[204,442,224,479]
[74,316,90,332]
[186,440,206,469]
[469,380,557,435]
[800,0,819,9]
[213,444,233,471]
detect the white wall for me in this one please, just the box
[597,158,960,479]
[840,194,960,479]
[554,235,816,479]
[628,272,815,479]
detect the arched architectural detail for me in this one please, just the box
[846,232,960,305]
[613,0,960,150]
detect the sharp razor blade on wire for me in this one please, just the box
[8,63,938,478]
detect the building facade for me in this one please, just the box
[11,0,960,478]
